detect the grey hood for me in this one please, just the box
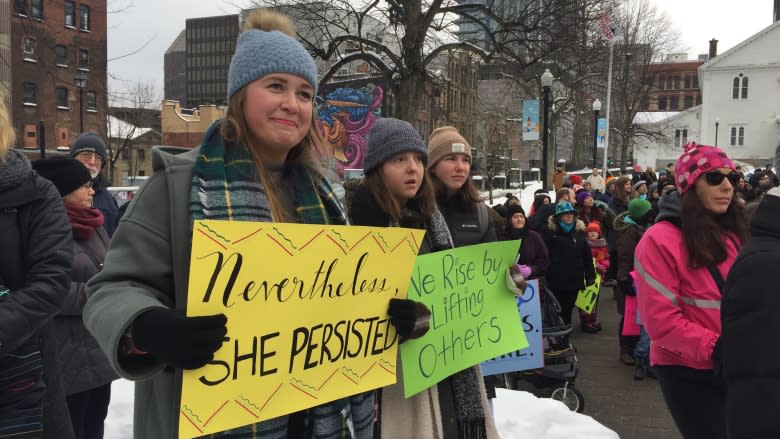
[655,190,682,224]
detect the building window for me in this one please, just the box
[30,0,42,18]
[658,96,667,110]
[24,125,37,148]
[14,0,26,15]
[673,76,680,89]
[666,77,673,89]
[64,1,75,27]
[682,129,688,146]
[23,82,36,105]
[86,91,96,110]
[732,73,748,99]
[684,95,693,108]
[675,129,680,147]
[738,127,744,146]
[79,4,90,31]
[692,76,699,88]
[137,149,145,161]
[696,95,702,106]
[670,96,679,110]
[55,45,68,66]
[23,37,36,61]
[730,127,737,146]
[55,87,68,108]
[121,149,129,160]
[78,49,89,69]
[658,76,665,90]
[684,76,691,89]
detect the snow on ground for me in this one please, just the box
[105,381,617,438]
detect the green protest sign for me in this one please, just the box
[400,241,528,397]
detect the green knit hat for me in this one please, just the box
[628,198,651,220]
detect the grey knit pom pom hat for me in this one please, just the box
[227,11,318,100]
[363,118,428,174]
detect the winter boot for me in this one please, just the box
[633,358,647,380]
[619,334,636,365]
[579,310,599,333]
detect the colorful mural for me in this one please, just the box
[315,84,384,177]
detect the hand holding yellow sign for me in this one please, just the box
[179,221,424,437]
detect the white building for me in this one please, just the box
[698,19,780,164]
[634,19,780,168]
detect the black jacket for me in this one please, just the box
[92,173,120,236]
[721,192,780,439]
[436,194,496,248]
[543,217,596,292]
[0,152,74,439]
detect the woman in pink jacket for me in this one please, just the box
[634,142,748,439]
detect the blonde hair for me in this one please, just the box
[220,87,322,223]
[0,100,15,160]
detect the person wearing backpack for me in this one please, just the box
[634,143,748,439]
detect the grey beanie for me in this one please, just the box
[363,118,428,174]
[70,132,107,163]
[227,27,318,100]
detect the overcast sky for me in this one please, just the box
[106,0,776,100]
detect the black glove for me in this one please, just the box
[132,309,227,369]
[618,278,636,296]
[388,298,430,342]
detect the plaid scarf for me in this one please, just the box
[190,123,371,439]
[190,123,346,225]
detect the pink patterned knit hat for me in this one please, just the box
[674,142,735,194]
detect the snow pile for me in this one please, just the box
[105,381,616,439]
[493,388,619,439]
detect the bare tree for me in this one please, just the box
[248,0,609,124]
[106,81,160,184]
[605,0,681,169]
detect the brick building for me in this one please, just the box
[5,0,107,149]
[160,99,224,148]
[641,53,705,112]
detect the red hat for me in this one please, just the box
[586,221,602,235]
[569,174,583,185]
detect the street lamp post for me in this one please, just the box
[715,117,720,146]
[74,72,88,133]
[592,99,601,168]
[541,68,554,191]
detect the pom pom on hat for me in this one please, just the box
[628,198,652,220]
[227,10,318,99]
[569,174,583,185]
[32,157,91,196]
[363,118,428,174]
[427,126,472,169]
[586,221,602,235]
[674,142,735,194]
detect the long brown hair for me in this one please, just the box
[613,176,632,202]
[681,188,748,268]
[220,87,323,223]
[429,173,482,209]
[363,168,436,221]
[0,101,14,160]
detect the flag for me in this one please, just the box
[597,11,620,41]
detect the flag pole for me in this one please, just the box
[602,40,614,177]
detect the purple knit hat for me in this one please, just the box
[674,142,736,194]
[575,190,593,205]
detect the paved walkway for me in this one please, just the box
[569,286,682,439]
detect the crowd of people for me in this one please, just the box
[2,8,780,439]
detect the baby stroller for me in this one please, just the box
[506,281,585,412]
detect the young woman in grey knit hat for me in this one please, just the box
[349,118,502,439]
[83,10,371,439]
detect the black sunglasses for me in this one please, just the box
[704,172,740,186]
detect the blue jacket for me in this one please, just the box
[92,174,119,236]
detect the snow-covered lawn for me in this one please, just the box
[105,380,617,438]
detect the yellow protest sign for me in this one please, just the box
[575,272,601,313]
[179,220,425,438]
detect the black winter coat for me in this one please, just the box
[543,217,596,292]
[55,226,117,395]
[92,173,120,237]
[721,192,780,439]
[436,194,496,247]
[0,151,74,439]
[507,227,550,279]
